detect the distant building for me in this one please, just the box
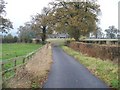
[48,33,69,38]
[48,31,69,38]
[32,36,41,44]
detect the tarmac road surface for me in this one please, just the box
[43,45,109,89]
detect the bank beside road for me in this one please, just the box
[61,46,118,89]
[5,44,52,88]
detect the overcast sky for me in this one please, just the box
[5,0,119,35]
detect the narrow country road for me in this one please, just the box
[43,45,109,88]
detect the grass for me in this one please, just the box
[47,38,67,45]
[1,43,42,81]
[2,43,42,60]
[61,46,118,89]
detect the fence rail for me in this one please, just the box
[80,39,120,45]
[1,47,42,85]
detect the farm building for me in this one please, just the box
[48,33,69,38]
[32,38,42,44]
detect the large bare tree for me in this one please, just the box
[31,7,52,44]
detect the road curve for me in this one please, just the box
[43,45,109,88]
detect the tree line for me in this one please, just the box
[1,0,120,44]
[17,0,101,43]
[91,26,120,39]
[17,0,120,43]
[2,34,18,43]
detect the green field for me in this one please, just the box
[2,43,42,60]
[1,43,42,81]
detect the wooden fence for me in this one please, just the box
[80,39,120,45]
[1,47,41,86]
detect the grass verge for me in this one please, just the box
[61,46,118,89]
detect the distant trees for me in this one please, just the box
[0,0,13,33]
[2,34,18,43]
[14,0,119,44]
[89,26,119,39]
[93,27,105,39]
[17,22,36,43]
[21,0,101,43]
[105,26,120,39]
[2,0,119,44]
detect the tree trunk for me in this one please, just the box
[73,28,80,41]
[74,37,79,41]
[42,26,46,44]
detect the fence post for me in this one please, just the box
[2,63,4,84]
[23,58,25,64]
[47,43,48,49]
[22,57,25,69]
[2,63,4,72]
[30,54,32,58]
[14,59,17,73]
[28,56,29,60]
